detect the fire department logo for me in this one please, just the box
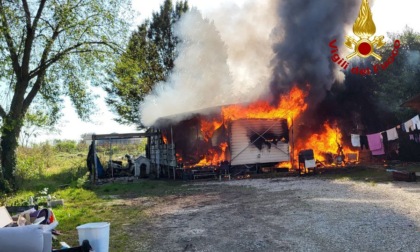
[344,0,385,60]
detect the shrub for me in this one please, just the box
[54,140,77,153]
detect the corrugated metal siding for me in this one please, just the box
[230,119,289,166]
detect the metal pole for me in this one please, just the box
[171,125,175,180]
[109,139,113,178]
[291,116,295,170]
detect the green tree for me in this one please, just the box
[20,110,57,147]
[105,0,188,125]
[371,27,420,121]
[0,0,131,191]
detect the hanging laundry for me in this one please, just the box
[360,135,369,150]
[351,134,361,147]
[409,134,414,141]
[404,119,415,132]
[412,115,420,130]
[367,133,385,155]
[401,123,406,132]
[381,132,388,153]
[386,127,399,141]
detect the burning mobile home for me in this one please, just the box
[145,87,359,178]
[146,86,305,177]
[154,115,290,172]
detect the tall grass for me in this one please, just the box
[2,139,168,250]
[14,141,87,193]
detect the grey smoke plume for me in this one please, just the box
[270,0,360,105]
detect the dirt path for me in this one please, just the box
[130,177,420,252]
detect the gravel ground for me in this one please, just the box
[136,177,420,252]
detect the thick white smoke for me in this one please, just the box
[210,0,277,101]
[140,8,235,126]
[139,1,278,126]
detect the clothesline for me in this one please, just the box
[352,114,420,136]
[350,114,420,156]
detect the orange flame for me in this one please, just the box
[200,119,223,141]
[177,86,357,169]
[195,141,229,167]
[295,122,358,165]
[222,86,308,126]
[176,153,182,162]
[192,86,308,167]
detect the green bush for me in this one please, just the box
[76,172,91,189]
[54,140,77,153]
[16,147,46,183]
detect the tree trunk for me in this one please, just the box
[1,116,23,191]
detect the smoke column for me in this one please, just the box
[140,1,278,126]
[140,8,234,126]
[270,0,361,106]
[210,0,278,102]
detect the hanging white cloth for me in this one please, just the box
[412,115,420,130]
[386,127,399,141]
[405,119,415,132]
[351,134,361,147]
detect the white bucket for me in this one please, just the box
[76,222,110,252]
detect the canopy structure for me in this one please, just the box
[90,132,159,181]
[401,93,420,112]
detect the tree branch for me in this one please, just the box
[21,0,31,28]
[21,0,46,77]
[0,1,21,77]
[29,41,118,79]
[21,0,32,75]
[0,105,6,118]
[22,74,43,113]
[32,0,46,31]
[27,21,61,80]
[39,17,55,31]
[24,40,114,110]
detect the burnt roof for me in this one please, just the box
[401,93,420,112]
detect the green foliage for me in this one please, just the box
[76,172,91,189]
[105,0,189,125]
[95,140,147,161]
[0,0,132,121]
[12,142,86,191]
[20,110,57,147]
[54,140,77,153]
[371,27,420,121]
[16,152,46,180]
[0,0,133,189]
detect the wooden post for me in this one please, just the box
[93,137,97,183]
